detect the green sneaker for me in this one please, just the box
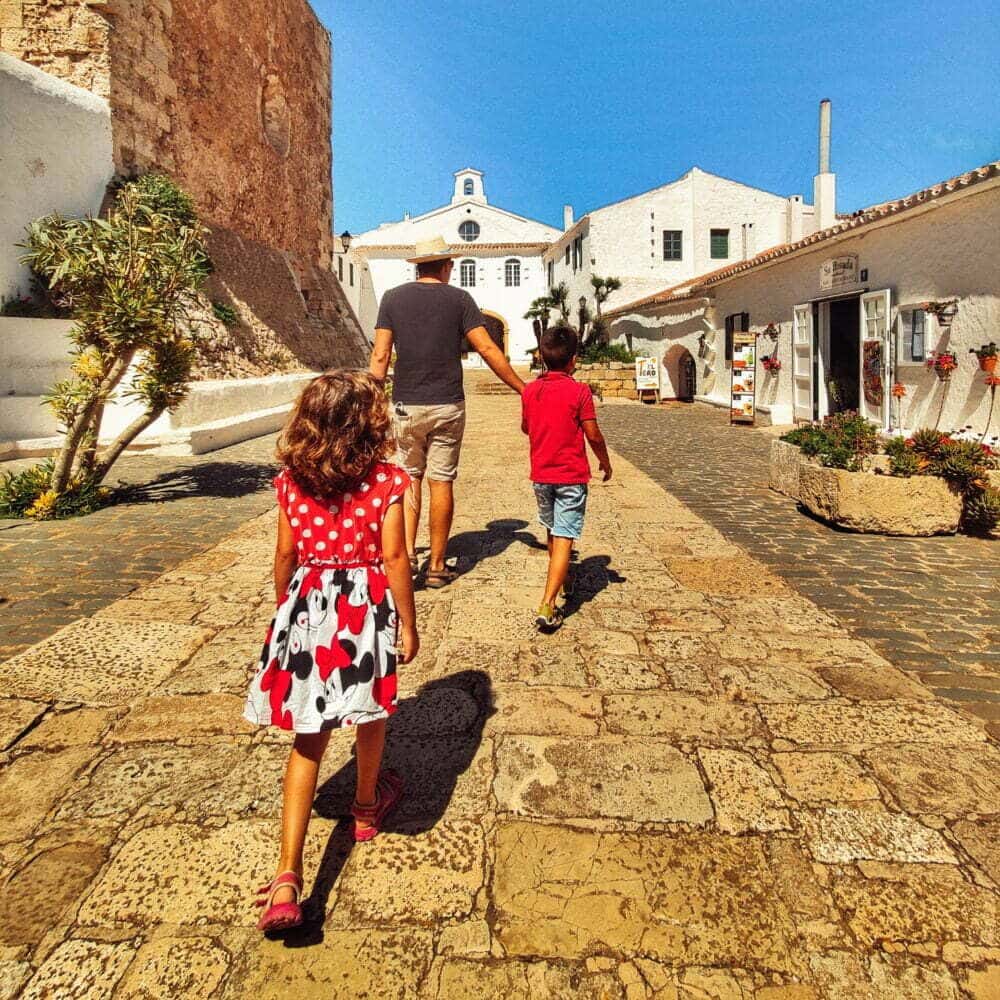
[534,604,564,633]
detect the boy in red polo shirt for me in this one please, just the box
[522,324,612,632]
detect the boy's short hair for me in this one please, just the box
[540,323,579,371]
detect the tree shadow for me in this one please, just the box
[113,460,276,505]
[562,554,627,619]
[277,669,494,946]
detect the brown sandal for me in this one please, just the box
[424,568,458,589]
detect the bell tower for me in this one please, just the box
[452,168,487,205]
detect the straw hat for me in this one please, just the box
[405,235,457,264]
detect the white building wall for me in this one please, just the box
[610,180,1000,434]
[0,52,114,304]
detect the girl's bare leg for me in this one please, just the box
[272,731,331,904]
[353,718,387,828]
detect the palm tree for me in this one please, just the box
[548,282,571,322]
[590,274,622,320]
[523,296,553,345]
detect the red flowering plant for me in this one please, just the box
[926,351,958,380]
[761,355,782,374]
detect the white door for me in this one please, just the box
[860,289,891,430]
[792,303,814,422]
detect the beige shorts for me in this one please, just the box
[393,402,467,482]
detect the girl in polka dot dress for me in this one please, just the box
[245,371,418,933]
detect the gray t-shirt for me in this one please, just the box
[376,282,484,405]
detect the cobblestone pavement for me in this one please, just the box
[0,391,997,998]
[0,435,279,662]
[600,402,1000,738]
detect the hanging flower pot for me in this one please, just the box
[971,343,998,372]
[982,356,999,374]
[761,355,782,374]
[926,351,958,381]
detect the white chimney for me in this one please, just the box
[813,99,836,231]
[563,204,574,230]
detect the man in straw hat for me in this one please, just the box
[370,235,525,588]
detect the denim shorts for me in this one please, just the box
[532,483,588,539]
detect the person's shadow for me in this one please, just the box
[278,669,494,944]
[563,554,627,617]
[443,518,547,574]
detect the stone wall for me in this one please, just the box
[2,0,366,372]
[576,362,638,401]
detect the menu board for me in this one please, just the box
[730,333,756,424]
[635,357,658,391]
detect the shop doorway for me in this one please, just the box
[825,297,860,414]
[662,344,697,401]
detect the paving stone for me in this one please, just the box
[19,938,137,1000]
[698,749,791,833]
[772,752,881,804]
[645,631,717,662]
[714,661,832,702]
[865,743,1000,815]
[833,863,998,948]
[155,628,260,695]
[329,821,484,925]
[0,698,46,750]
[493,821,813,973]
[798,806,956,863]
[816,660,935,701]
[950,819,1000,885]
[0,838,109,946]
[78,820,335,927]
[0,617,212,705]
[224,928,434,1000]
[605,693,760,742]
[807,952,962,1000]
[98,596,204,623]
[114,936,230,1000]
[494,736,712,824]
[109,694,249,742]
[17,706,116,750]
[487,684,602,736]
[0,747,95,845]
[761,700,986,748]
[960,965,1000,1000]
[431,958,624,999]
[0,962,31,1000]
[665,556,790,596]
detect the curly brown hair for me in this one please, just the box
[276,370,393,500]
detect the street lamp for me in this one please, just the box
[339,230,352,252]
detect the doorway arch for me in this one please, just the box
[481,310,509,358]
[663,344,697,401]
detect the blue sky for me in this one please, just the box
[316,0,1000,235]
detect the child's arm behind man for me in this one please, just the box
[582,418,613,481]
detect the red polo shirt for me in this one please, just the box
[521,371,597,484]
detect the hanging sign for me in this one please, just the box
[730,333,756,424]
[635,357,658,391]
[820,253,859,290]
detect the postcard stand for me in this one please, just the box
[730,333,756,425]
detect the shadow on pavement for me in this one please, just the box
[563,554,627,618]
[114,460,276,505]
[280,669,494,945]
[446,517,547,571]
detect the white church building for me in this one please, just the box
[339,168,560,364]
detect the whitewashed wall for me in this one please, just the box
[0,53,114,304]
[611,180,1000,435]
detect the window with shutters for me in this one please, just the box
[460,259,476,288]
[899,308,927,364]
[463,178,474,196]
[565,245,571,265]
[547,261,554,288]
[337,256,343,280]
[662,230,682,261]
[349,263,354,287]
[724,311,749,361]
[710,228,730,259]
[504,258,521,287]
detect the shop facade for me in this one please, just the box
[607,161,1000,435]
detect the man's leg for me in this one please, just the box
[542,536,574,608]
[427,479,455,574]
[404,478,422,561]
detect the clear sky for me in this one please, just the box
[315,0,1000,235]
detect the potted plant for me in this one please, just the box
[761,355,782,374]
[921,299,959,327]
[926,351,959,381]
[971,343,998,373]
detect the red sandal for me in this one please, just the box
[255,871,303,932]
[351,770,404,843]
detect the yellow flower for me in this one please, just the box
[27,490,58,520]
[72,349,105,381]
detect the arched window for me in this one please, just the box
[459,220,480,242]
[460,259,476,288]
[463,178,474,196]
[504,258,521,288]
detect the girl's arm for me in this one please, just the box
[274,507,298,604]
[380,501,419,663]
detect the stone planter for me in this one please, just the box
[769,439,805,500]
[798,465,963,536]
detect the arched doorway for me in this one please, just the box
[663,344,697,401]
[481,310,509,357]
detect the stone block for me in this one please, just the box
[109,694,249,742]
[0,698,46,749]
[0,616,212,705]
[951,819,1000,885]
[769,438,805,499]
[798,465,963,536]
[487,685,601,736]
[114,937,229,1000]
[19,939,136,1000]
[773,751,880,804]
[606,692,761,742]
[494,735,712,824]
[0,3,23,30]
[698,748,791,833]
[798,805,956,863]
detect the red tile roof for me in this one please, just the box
[606,160,1000,318]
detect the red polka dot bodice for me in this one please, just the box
[275,462,410,565]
